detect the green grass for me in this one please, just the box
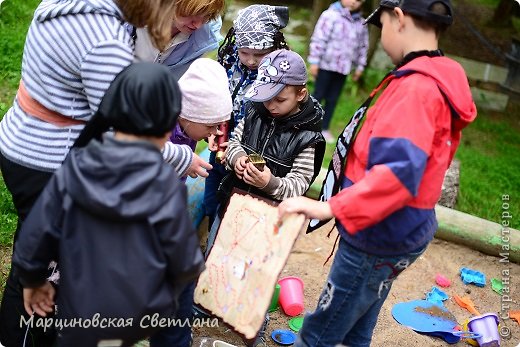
[0,0,39,97]
[0,176,17,246]
[455,110,520,223]
[0,0,40,245]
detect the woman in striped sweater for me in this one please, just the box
[0,1,187,346]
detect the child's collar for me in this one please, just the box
[395,49,444,70]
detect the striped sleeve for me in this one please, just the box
[162,142,193,176]
[225,118,247,170]
[80,39,134,112]
[263,146,316,200]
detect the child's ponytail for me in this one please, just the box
[217,27,236,70]
[273,31,290,51]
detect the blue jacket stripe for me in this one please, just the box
[368,137,428,196]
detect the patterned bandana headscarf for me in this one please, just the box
[233,5,289,50]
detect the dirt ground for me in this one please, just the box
[193,220,520,347]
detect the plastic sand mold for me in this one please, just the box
[426,286,449,305]
[510,310,520,325]
[453,294,481,316]
[392,299,479,344]
[271,329,296,345]
[288,317,304,332]
[491,278,503,295]
[269,284,281,312]
[460,267,486,287]
[435,274,451,287]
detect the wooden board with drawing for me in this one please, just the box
[194,193,307,339]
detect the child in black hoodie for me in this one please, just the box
[13,63,205,347]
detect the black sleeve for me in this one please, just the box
[154,183,205,287]
[12,175,63,288]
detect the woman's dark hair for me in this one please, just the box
[217,27,290,70]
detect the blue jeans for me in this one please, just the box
[205,207,222,258]
[295,238,426,347]
[149,282,196,347]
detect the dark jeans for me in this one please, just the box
[149,281,196,347]
[0,152,55,347]
[312,69,348,130]
[205,205,223,259]
[203,151,227,231]
[295,238,427,347]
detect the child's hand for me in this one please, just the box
[309,64,319,79]
[243,162,271,189]
[208,132,230,152]
[218,141,229,165]
[352,70,363,82]
[278,196,333,220]
[207,135,218,151]
[23,282,55,317]
[234,156,249,179]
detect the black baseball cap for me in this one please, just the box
[364,0,453,28]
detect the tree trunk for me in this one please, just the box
[310,0,330,30]
[491,0,514,26]
[365,0,381,68]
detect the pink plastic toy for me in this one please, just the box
[278,277,304,316]
[435,274,451,287]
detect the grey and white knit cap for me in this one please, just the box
[233,5,289,50]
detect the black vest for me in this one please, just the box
[218,98,326,202]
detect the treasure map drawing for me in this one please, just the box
[194,193,306,339]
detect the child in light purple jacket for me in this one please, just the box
[308,0,368,142]
[169,58,232,165]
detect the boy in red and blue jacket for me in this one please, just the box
[279,0,477,346]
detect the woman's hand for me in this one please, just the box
[185,152,213,178]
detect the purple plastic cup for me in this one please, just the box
[467,313,500,347]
